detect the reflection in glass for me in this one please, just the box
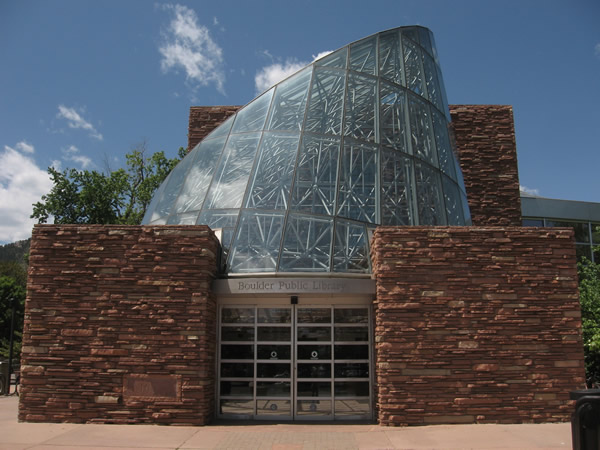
[344,74,376,142]
[220,381,253,397]
[333,221,370,273]
[335,363,369,378]
[297,400,331,416]
[221,344,254,360]
[335,381,370,397]
[334,309,368,323]
[380,151,414,226]
[298,363,331,378]
[231,89,273,134]
[335,327,368,342]
[257,327,291,342]
[335,345,369,360]
[297,326,331,341]
[546,220,590,243]
[257,400,291,416]
[305,68,345,136]
[379,81,408,152]
[257,345,291,360]
[220,399,253,415]
[257,363,290,378]
[297,344,331,360]
[350,37,376,75]
[379,31,402,85]
[279,214,333,272]
[256,382,290,397]
[335,399,370,416]
[267,68,311,131]
[258,308,291,323]
[222,308,255,323]
[297,382,332,397]
[221,363,253,378]
[221,327,254,342]
[297,308,331,323]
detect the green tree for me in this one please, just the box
[31,145,185,225]
[0,275,26,359]
[579,254,600,386]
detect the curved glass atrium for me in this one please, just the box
[142,26,471,274]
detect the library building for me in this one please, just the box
[19,26,592,426]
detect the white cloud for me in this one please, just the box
[254,50,333,94]
[520,185,540,197]
[57,105,103,140]
[0,144,53,244]
[15,141,35,154]
[159,4,225,95]
[62,145,93,169]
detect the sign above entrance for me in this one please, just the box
[213,277,376,296]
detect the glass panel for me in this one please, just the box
[142,173,167,224]
[408,96,437,166]
[350,37,376,75]
[379,31,402,85]
[401,27,419,44]
[431,109,455,178]
[256,382,290,397]
[523,219,543,227]
[333,221,370,273]
[258,308,291,324]
[221,327,254,341]
[166,212,199,225]
[197,209,239,251]
[576,244,592,262]
[335,399,370,416]
[335,345,369,360]
[152,157,192,219]
[257,345,291,360]
[422,52,444,113]
[381,151,414,226]
[205,114,234,140]
[279,214,333,272]
[222,308,255,323]
[257,363,291,379]
[290,135,340,215]
[297,308,331,323]
[593,223,600,244]
[173,137,226,214]
[297,363,331,378]
[415,161,445,225]
[314,48,347,69]
[228,211,284,273]
[297,344,332,360]
[257,400,291,415]
[203,133,261,209]
[335,309,368,323]
[335,381,369,396]
[220,381,253,397]
[221,363,253,378]
[344,73,376,142]
[379,81,408,152]
[297,326,331,341]
[230,89,274,133]
[266,67,311,131]
[418,28,432,55]
[305,68,345,136]
[403,38,425,97]
[335,327,368,342]
[336,141,377,222]
[546,221,590,243]
[257,327,291,342]
[297,382,331,397]
[221,344,254,360]
[461,192,472,226]
[335,363,369,378]
[245,132,300,210]
[220,399,253,415]
[442,175,465,226]
[297,400,331,416]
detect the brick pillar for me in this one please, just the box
[188,106,240,151]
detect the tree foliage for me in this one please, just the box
[0,264,26,359]
[31,144,185,225]
[580,256,600,386]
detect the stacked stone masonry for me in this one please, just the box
[371,226,585,426]
[187,106,240,151]
[450,105,522,226]
[19,225,220,425]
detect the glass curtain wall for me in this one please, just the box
[142,26,471,274]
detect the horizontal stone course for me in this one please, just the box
[19,225,219,425]
[371,226,585,426]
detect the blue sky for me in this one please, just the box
[0,0,599,244]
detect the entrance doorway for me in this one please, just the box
[217,305,372,420]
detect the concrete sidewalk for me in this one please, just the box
[0,396,572,449]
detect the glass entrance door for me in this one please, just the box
[218,304,371,420]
